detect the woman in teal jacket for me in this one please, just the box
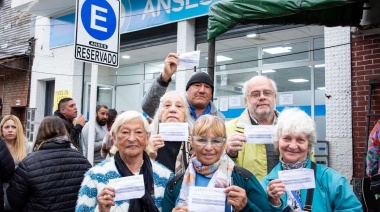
[162,115,281,212]
[261,108,362,212]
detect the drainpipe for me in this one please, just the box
[25,38,35,123]
[0,75,5,116]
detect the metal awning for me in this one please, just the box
[208,0,364,41]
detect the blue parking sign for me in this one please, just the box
[75,0,120,67]
[81,0,116,41]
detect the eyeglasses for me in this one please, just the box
[192,136,226,147]
[248,90,275,99]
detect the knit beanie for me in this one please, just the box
[185,72,214,91]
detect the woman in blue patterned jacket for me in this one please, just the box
[76,110,173,212]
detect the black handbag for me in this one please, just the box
[370,173,380,194]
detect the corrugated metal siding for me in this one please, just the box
[0,0,32,60]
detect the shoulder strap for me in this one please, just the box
[233,166,253,180]
[167,173,185,193]
[304,161,316,211]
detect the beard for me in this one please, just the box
[96,116,107,126]
[252,106,273,120]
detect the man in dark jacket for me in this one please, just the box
[54,97,86,150]
[142,53,225,129]
[0,137,15,212]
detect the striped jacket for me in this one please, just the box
[76,157,174,212]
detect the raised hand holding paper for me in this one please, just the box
[178,50,200,68]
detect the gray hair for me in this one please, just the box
[272,107,317,152]
[110,110,150,148]
[242,75,278,97]
[150,91,191,135]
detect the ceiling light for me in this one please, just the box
[262,70,276,73]
[263,47,292,54]
[99,87,112,90]
[122,55,130,59]
[288,78,309,83]
[315,64,325,68]
[216,55,232,62]
[317,87,326,90]
[246,33,257,38]
[205,55,233,62]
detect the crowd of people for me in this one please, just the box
[0,52,362,212]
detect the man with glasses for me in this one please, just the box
[142,53,225,128]
[225,75,279,181]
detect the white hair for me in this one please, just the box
[109,110,150,154]
[272,107,317,152]
[243,75,278,97]
[150,91,191,135]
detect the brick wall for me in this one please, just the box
[352,32,380,178]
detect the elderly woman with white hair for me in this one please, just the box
[261,108,361,212]
[76,111,173,212]
[147,91,191,174]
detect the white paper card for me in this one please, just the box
[178,50,200,68]
[159,123,189,142]
[219,97,228,111]
[278,168,315,191]
[244,125,273,144]
[108,175,145,201]
[188,186,225,212]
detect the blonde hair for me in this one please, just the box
[0,115,28,162]
[192,115,226,138]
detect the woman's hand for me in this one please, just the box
[172,205,189,212]
[147,135,165,159]
[225,185,247,211]
[267,179,285,206]
[97,186,115,212]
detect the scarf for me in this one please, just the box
[281,157,308,210]
[114,151,158,212]
[281,157,308,170]
[177,153,234,206]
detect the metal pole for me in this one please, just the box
[87,63,98,165]
[207,38,216,97]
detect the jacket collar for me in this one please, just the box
[235,109,279,130]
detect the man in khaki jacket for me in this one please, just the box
[225,75,279,181]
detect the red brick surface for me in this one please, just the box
[352,33,380,178]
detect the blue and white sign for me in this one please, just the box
[75,0,120,67]
[51,0,221,49]
[120,0,220,33]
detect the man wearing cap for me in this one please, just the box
[142,53,224,127]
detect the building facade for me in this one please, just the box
[0,0,33,131]
[10,0,380,185]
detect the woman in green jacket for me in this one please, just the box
[162,115,281,212]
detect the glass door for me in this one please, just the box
[83,82,115,120]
